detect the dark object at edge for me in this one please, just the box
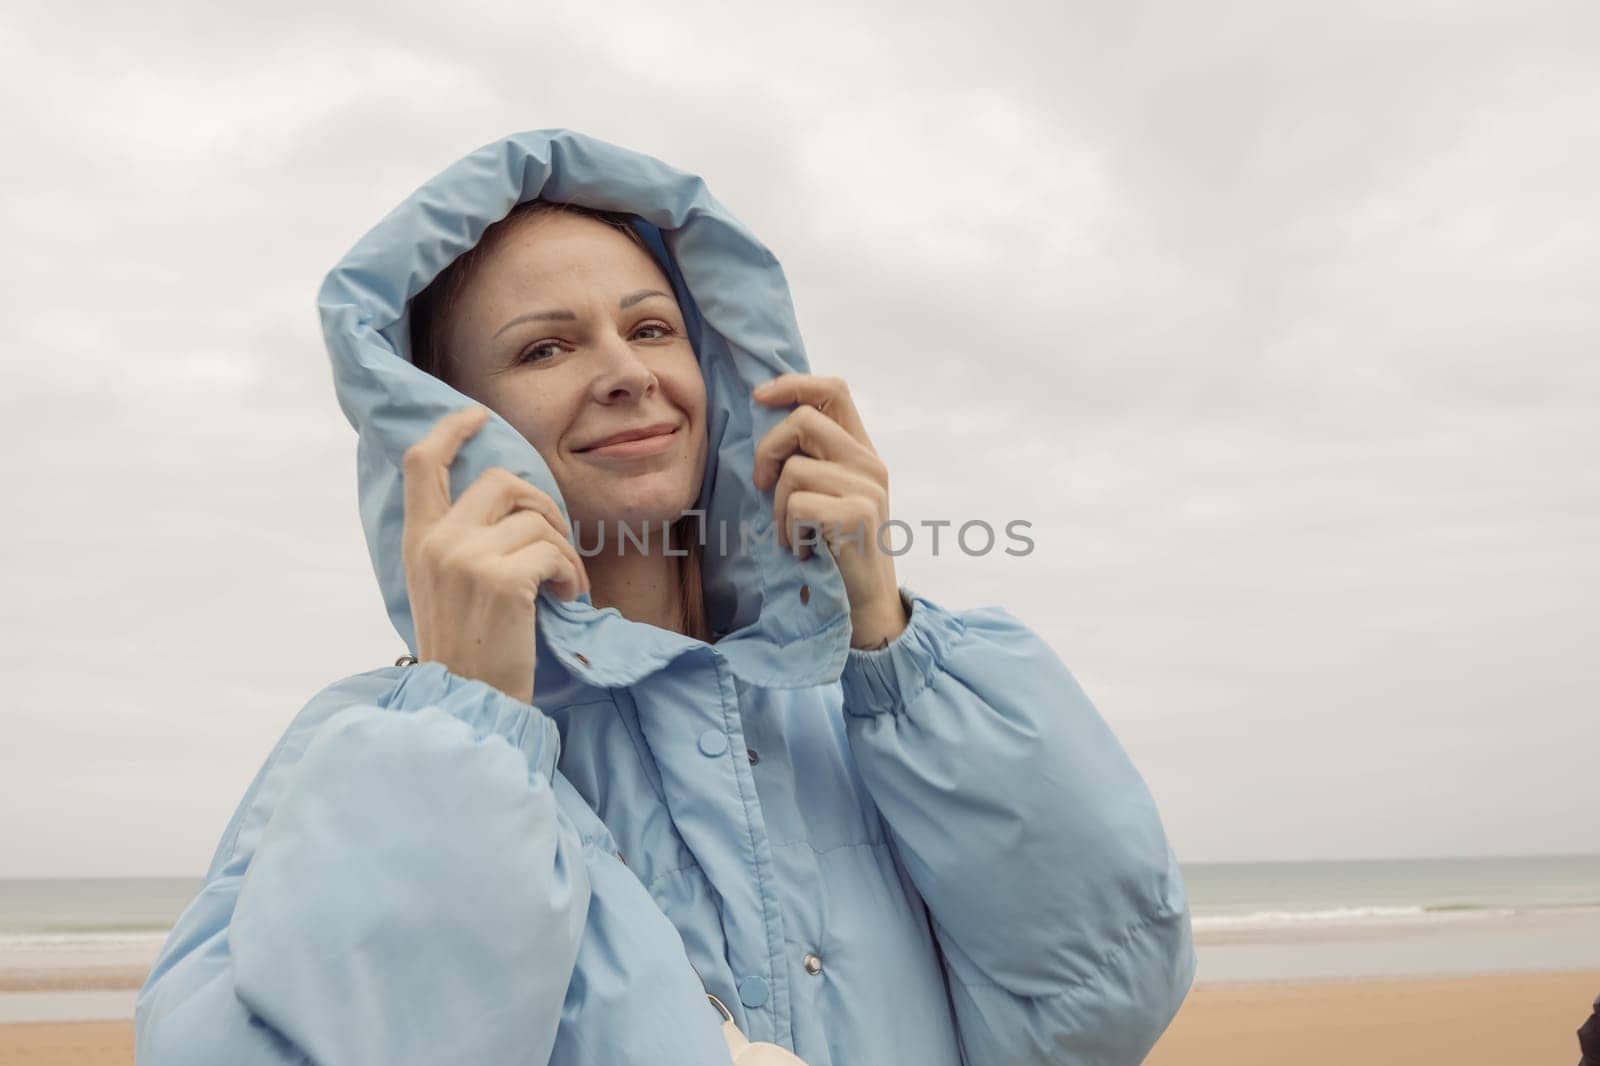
[1578,991,1600,1066]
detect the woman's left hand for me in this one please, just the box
[752,373,907,649]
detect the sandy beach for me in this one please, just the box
[1147,969,1600,1065]
[0,1020,132,1064]
[1,969,1595,1065]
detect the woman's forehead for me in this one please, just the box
[472,217,670,304]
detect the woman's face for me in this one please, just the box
[443,211,709,537]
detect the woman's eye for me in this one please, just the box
[518,341,562,364]
[517,322,674,366]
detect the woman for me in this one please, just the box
[134,128,1196,1066]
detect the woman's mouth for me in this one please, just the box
[578,424,679,459]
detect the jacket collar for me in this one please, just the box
[318,128,852,692]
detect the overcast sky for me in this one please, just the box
[4,1,1597,877]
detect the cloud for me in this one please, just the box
[2,0,1596,874]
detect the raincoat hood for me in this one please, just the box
[315,128,853,692]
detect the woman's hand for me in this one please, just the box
[752,374,907,649]
[400,405,591,705]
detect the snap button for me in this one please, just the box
[574,652,590,666]
[737,975,769,1008]
[746,747,760,765]
[394,654,418,667]
[803,954,823,976]
[799,583,810,605]
[698,728,729,757]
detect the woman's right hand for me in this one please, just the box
[401,405,590,706]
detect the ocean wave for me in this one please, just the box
[1192,904,1518,931]
[0,930,171,952]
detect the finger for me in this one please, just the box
[771,455,884,549]
[783,490,878,561]
[471,506,567,561]
[447,467,571,539]
[502,540,586,602]
[470,508,591,595]
[753,405,883,492]
[498,484,572,542]
[402,405,491,533]
[752,374,874,449]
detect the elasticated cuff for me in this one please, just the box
[384,660,561,782]
[839,586,968,718]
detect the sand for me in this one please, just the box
[0,1020,132,1065]
[1,969,1596,1064]
[1146,969,1600,1066]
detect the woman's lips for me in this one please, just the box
[581,425,678,458]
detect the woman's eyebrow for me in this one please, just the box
[492,289,673,338]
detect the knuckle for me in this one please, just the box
[401,443,432,474]
[526,543,562,580]
[486,566,526,601]
[416,531,450,567]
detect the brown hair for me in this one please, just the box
[408,198,710,644]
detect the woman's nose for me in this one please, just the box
[588,336,657,403]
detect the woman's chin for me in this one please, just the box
[570,497,701,540]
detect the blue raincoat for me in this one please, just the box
[135,128,1195,1065]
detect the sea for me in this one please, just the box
[2,853,1597,1023]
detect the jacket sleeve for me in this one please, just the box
[134,661,593,1066]
[839,587,1196,1066]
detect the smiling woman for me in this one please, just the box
[409,198,714,644]
[132,129,1195,1066]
